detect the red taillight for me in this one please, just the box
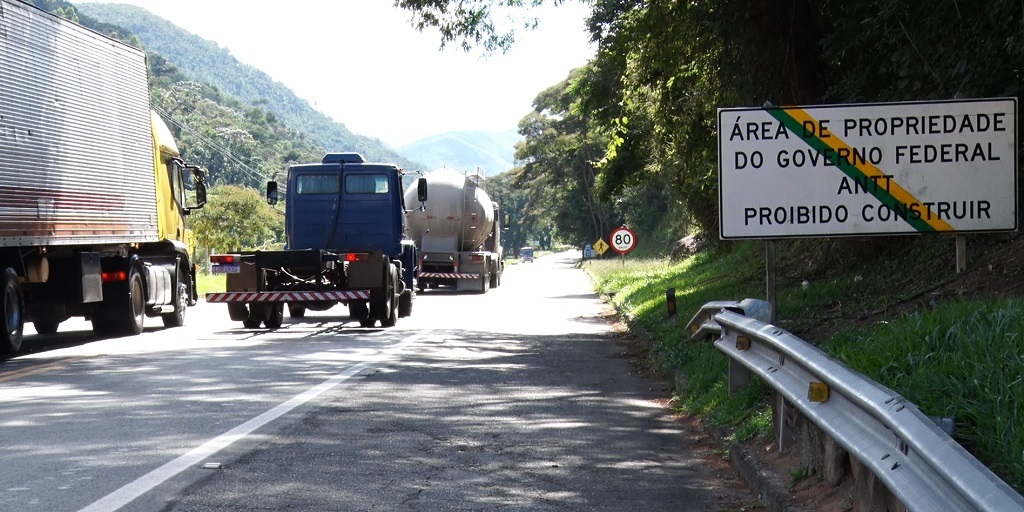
[470,254,484,262]
[211,254,237,264]
[343,253,369,262]
[101,271,127,283]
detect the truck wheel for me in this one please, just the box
[95,266,145,336]
[349,301,373,327]
[381,290,398,327]
[1,268,24,354]
[122,268,146,335]
[264,303,284,329]
[287,303,306,318]
[490,263,501,288]
[398,289,413,318]
[227,303,249,322]
[242,303,263,329]
[161,280,188,328]
[33,318,61,335]
[374,270,398,327]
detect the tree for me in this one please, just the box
[514,68,618,248]
[190,186,284,256]
[394,0,558,52]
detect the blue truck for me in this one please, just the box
[206,153,419,328]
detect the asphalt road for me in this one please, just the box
[0,251,755,511]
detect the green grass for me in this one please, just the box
[826,300,1024,491]
[586,241,1024,493]
[196,272,225,296]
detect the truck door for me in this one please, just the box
[288,171,341,250]
[338,167,401,254]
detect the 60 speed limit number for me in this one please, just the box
[608,226,637,254]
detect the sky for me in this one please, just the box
[76,0,597,147]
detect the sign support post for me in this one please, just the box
[956,235,967,274]
[766,240,777,324]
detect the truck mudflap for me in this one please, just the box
[206,290,370,303]
[417,272,480,279]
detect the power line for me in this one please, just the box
[153,106,281,190]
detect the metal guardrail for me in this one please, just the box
[687,300,1024,512]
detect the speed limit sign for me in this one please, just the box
[609,226,637,254]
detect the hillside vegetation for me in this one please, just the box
[75,2,423,170]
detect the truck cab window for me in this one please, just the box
[346,174,389,194]
[168,158,186,211]
[296,174,340,194]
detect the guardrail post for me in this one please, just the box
[823,436,848,486]
[775,393,796,454]
[728,358,750,394]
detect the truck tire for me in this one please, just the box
[33,318,61,335]
[374,269,398,327]
[381,290,398,327]
[490,262,501,288]
[264,303,284,329]
[227,303,250,322]
[1,268,24,354]
[398,289,412,318]
[123,268,146,335]
[349,301,373,327]
[242,303,263,329]
[287,303,306,318]
[161,279,188,328]
[94,265,145,336]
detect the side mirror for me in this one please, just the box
[183,165,206,211]
[417,177,428,202]
[190,166,206,184]
[194,181,207,209]
[267,181,278,206]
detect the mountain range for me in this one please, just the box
[398,130,521,175]
[75,2,519,175]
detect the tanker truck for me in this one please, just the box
[0,0,208,353]
[404,169,503,293]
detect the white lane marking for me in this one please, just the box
[78,333,425,512]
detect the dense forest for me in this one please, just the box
[30,0,1024,258]
[396,0,1024,256]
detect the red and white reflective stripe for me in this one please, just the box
[417,272,480,279]
[205,290,371,303]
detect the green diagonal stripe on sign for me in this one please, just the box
[764,107,950,233]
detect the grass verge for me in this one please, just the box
[586,239,1023,493]
[196,272,225,296]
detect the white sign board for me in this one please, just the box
[718,98,1017,239]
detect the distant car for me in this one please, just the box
[520,246,535,263]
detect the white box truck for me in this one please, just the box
[0,0,207,352]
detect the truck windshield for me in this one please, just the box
[296,174,340,194]
[346,174,390,194]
